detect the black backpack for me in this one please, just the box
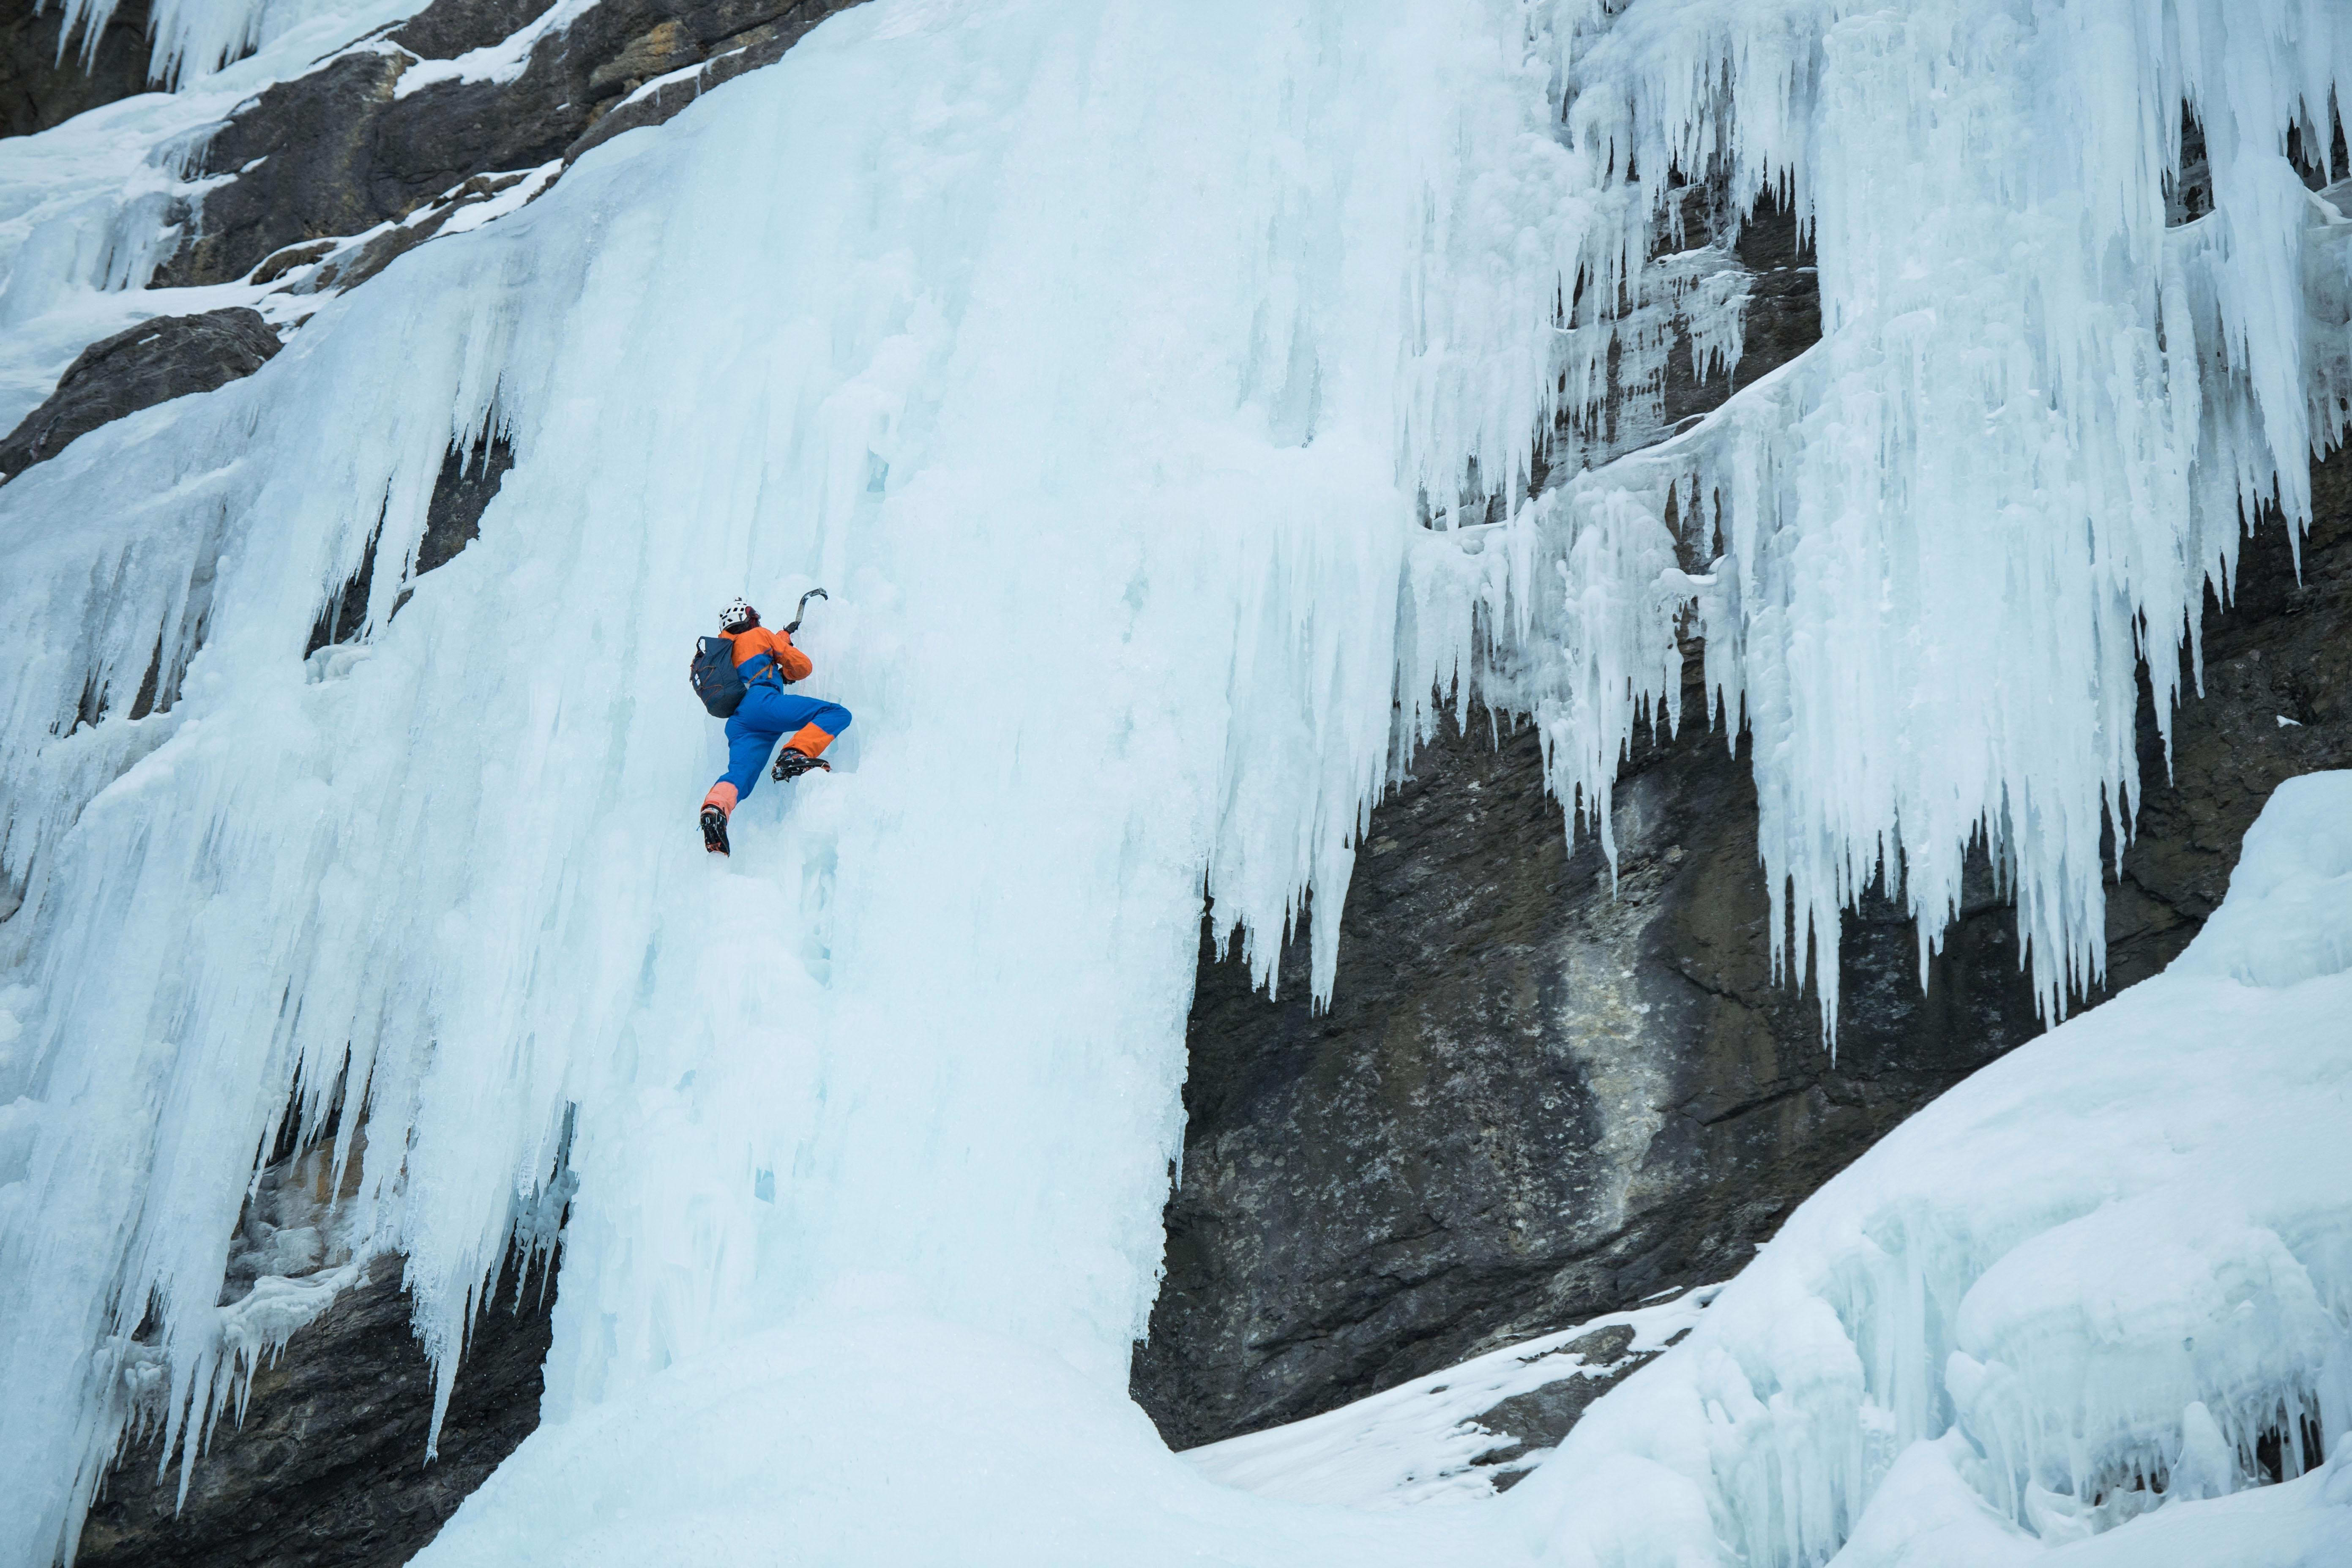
[689,636,747,717]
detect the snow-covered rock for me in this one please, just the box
[0,305,279,480]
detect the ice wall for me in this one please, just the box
[0,0,2349,1564]
[0,2,1585,1560]
[41,0,376,90]
[1409,0,2352,1031]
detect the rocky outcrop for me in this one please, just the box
[76,1254,555,1568]
[1133,445,2352,1452]
[1,0,153,139]
[0,307,280,480]
[157,0,865,289]
[1134,686,2044,1448]
[1469,1322,1645,1487]
[2107,464,2352,986]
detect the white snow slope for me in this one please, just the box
[0,0,2348,1564]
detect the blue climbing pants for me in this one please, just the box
[709,683,852,810]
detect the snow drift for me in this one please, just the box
[0,0,2347,1564]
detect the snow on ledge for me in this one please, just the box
[1185,1287,1720,1510]
[392,0,606,98]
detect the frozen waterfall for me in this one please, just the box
[1,0,2349,1564]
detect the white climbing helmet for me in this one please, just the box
[720,597,758,633]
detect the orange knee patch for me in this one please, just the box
[785,722,836,758]
[702,781,739,815]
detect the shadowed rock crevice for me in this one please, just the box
[304,431,515,657]
[416,433,515,577]
[2103,468,2352,988]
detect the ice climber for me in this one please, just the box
[698,597,852,856]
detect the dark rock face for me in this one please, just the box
[2107,458,2352,987]
[158,49,414,290]
[1134,445,2352,1452]
[0,306,280,480]
[1,0,153,139]
[157,0,866,288]
[1664,193,1821,430]
[386,0,558,63]
[77,1254,555,1568]
[1134,685,2043,1449]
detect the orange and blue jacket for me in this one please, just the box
[724,625,813,687]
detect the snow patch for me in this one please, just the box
[391,0,605,98]
[1186,1287,1719,1509]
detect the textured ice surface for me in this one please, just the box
[41,0,411,91]
[2,0,2350,1564]
[411,1308,1530,1568]
[0,1,1581,1557]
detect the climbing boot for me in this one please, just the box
[701,804,731,855]
[771,748,831,782]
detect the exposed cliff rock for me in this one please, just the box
[1132,446,2352,1451]
[156,0,864,289]
[1,0,153,139]
[1133,685,2043,1448]
[0,307,280,480]
[76,1253,555,1568]
[2108,466,2352,986]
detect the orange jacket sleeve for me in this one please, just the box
[770,627,814,683]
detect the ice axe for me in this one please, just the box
[784,587,828,635]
